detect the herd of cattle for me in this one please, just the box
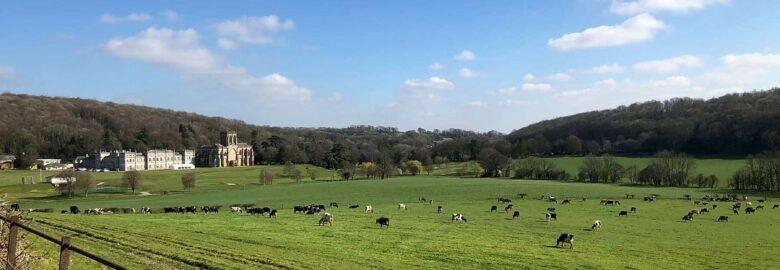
[8,193,778,249]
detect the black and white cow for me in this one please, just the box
[349,204,360,209]
[376,216,390,228]
[717,216,728,222]
[437,205,443,214]
[618,211,628,216]
[490,205,498,212]
[630,207,637,213]
[556,233,575,249]
[512,211,520,219]
[330,202,339,208]
[592,220,602,230]
[269,209,277,218]
[69,206,80,214]
[682,214,693,222]
[452,213,467,223]
[745,207,755,214]
[546,212,557,221]
[504,204,514,212]
[318,213,333,226]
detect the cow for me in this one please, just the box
[556,233,575,249]
[682,214,693,222]
[231,206,243,213]
[376,216,390,228]
[700,208,709,214]
[10,204,19,211]
[498,198,512,203]
[581,197,587,202]
[689,209,699,215]
[365,205,374,213]
[546,212,557,221]
[451,213,467,223]
[630,207,637,213]
[330,202,339,208]
[437,206,443,214]
[712,204,718,209]
[512,211,520,219]
[733,209,739,215]
[349,204,360,209]
[269,209,277,218]
[318,213,333,226]
[549,197,558,204]
[547,207,556,212]
[592,220,602,231]
[745,207,755,214]
[184,206,197,214]
[60,210,68,214]
[69,206,80,214]
[618,211,628,217]
[561,199,571,205]
[398,203,407,210]
[141,207,152,214]
[758,199,765,203]
[490,205,498,212]
[247,207,265,215]
[717,216,729,222]
[504,204,514,212]
[756,205,764,210]
[774,204,779,209]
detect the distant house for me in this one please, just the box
[170,164,195,170]
[36,158,61,168]
[0,154,15,170]
[44,163,73,171]
[45,176,75,186]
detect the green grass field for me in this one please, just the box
[1,158,777,269]
[11,176,780,269]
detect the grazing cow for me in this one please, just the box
[556,233,575,249]
[293,206,306,214]
[141,207,152,214]
[582,197,587,202]
[717,216,729,222]
[451,213,467,223]
[756,205,764,210]
[365,205,374,213]
[549,197,558,204]
[330,202,339,208]
[231,206,243,213]
[349,204,359,209]
[437,205,443,214]
[745,207,755,214]
[498,198,512,203]
[69,206,80,214]
[682,214,693,222]
[700,208,709,214]
[318,213,333,226]
[712,204,718,209]
[746,202,752,207]
[504,204,514,212]
[490,205,498,212]
[618,211,628,217]
[269,209,277,218]
[398,203,407,210]
[561,199,571,205]
[10,204,19,211]
[547,207,556,212]
[512,211,520,219]
[774,204,779,209]
[60,210,68,214]
[546,212,558,221]
[630,207,637,213]
[376,216,391,228]
[185,206,197,214]
[247,207,265,215]
[758,199,765,203]
[592,220,602,230]
[733,209,739,215]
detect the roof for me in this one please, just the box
[0,154,16,162]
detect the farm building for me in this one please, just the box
[45,175,74,186]
[170,164,195,170]
[44,163,73,171]
[0,154,15,169]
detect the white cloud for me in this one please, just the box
[404,77,455,91]
[99,13,152,23]
[548,72,572,81]
[652,76,692,87]
[459,68,477,78]
[497,83,555,95]
[213,16,294,48]
[455,50,476,61]
[218,38,237,50]
[468,101,488,107]
[611,0,729,15]
[701,53,780,86]
[548,13,665,50]
[162,10,180,22]
[0,66,17,79]
[634,55,701,73]
[523,73,534,82]
[722,53,780,69]
[589,63,624,74]
[428,62,445,71]
[103,27,311,102]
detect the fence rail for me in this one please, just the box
[0,215,127,270]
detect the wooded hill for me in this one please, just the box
[507,88,780,156]
[2,88,780,170]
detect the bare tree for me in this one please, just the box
[74,171,96,197]
[182,173,196,189]
[122,170,142,193]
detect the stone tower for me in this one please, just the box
[220,131,238,146]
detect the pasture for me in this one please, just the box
[14,176,780,269]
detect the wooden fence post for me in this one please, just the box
[59,236,71,270]
[6,216,18,269]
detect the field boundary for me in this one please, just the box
[0,214,127,270]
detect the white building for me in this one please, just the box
[44,163,73,171]
[45,176,74,186]
[146,149,178,170]
[170,164,195,170]
[36,158,62,168]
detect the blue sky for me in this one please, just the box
[2,0,780,132]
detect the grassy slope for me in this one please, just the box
[16,177,780,270]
